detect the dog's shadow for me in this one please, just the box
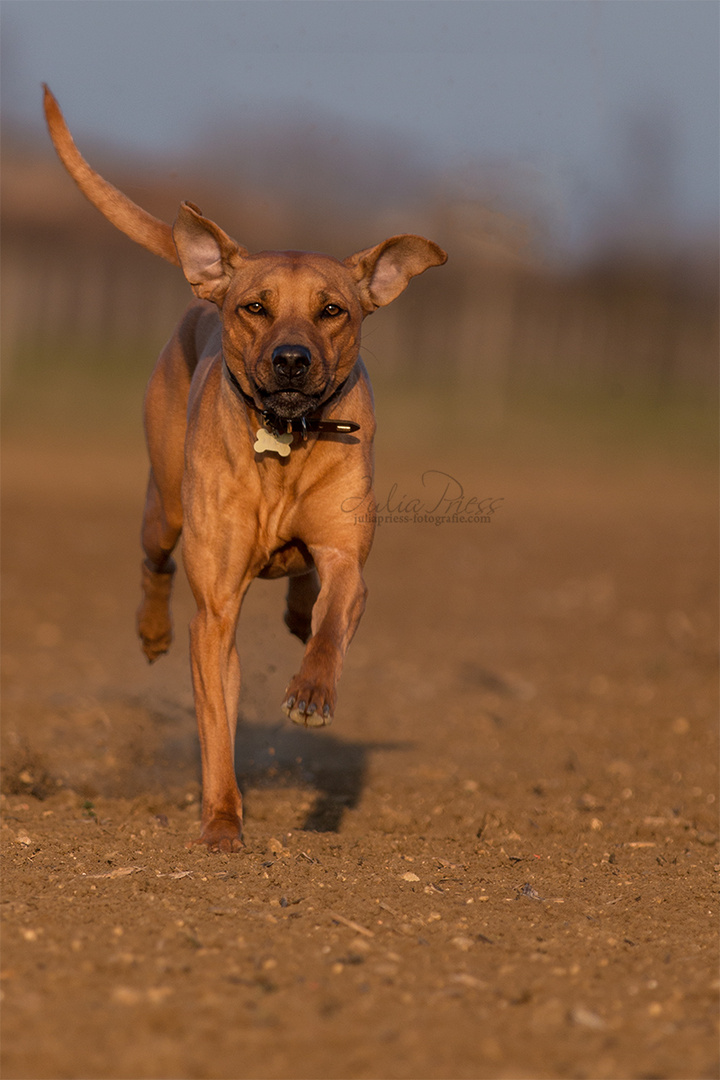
[235,719,398,832]
[2,690,404,835]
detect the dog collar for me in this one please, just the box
[222,357,360,440]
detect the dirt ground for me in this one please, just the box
[1,417,718,1080]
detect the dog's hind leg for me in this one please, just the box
[136,320,197,662]
[284,569,321,644]
[137,469,182,662]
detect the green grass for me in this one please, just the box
[3,340,153,442]
[372,374,718,472]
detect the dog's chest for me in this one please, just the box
[243,461,309,573]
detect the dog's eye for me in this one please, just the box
[321,304,343,318]
[242,302,265,315]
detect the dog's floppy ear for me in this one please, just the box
[344,235,447,313]
[173,202,249,305]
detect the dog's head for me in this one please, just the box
[173,202,447,419]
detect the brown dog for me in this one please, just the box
[43,87,447,851]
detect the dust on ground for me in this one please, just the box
[1,427,718,1080]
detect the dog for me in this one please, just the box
[43,86,447,851]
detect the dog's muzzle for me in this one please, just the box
[222,354,359,436]
[262,344,320,418]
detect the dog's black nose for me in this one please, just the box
[272,345,311,384]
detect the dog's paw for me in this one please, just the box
[188,813,244,853]
[137,564,175,661]
[137,593,173,659]
[139,629,172,664]
[282,679,334,727]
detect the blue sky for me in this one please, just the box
[2,1,718,256]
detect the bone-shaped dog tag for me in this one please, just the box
[254,428,293,457]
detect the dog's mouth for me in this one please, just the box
[259,389,323,420]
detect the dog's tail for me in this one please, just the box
[43,85,180,267]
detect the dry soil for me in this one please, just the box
[1,427,718,1080]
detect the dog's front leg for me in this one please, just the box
[183,527,253,852]
[283,546,368,727]
[187,603,246,851]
